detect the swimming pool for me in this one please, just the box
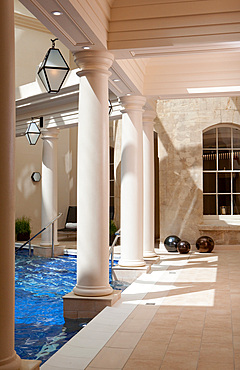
[15,250,123,364]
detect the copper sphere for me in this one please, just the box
[177,240,191,254]
[196,236,214,253]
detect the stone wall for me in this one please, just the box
[155,97,240,246]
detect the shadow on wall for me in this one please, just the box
[155,96,240,246]
[155,116,204,245]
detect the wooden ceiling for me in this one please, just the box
[18,0,240,98]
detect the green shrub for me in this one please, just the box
[109,219,117,236]
[15,216,31,235]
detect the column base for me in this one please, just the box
[33,245,65,257]
[112,264,151,283]
[63,290,121,319]
[118,259,146,267]
[73,284,113,297]
[20,359,41,369]
[0,352,21,370]
[144,256,160,265]
[40,241,59,246]
[143,251,158,258]
[155,242,167,253]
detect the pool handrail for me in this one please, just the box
[109,228,121,281]
[15,213,63,256]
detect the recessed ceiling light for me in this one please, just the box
[82,46,90,50]
[188,86,240,94]
[51,10,63,16]
[113,79,120,82]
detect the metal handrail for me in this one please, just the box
[109,228,121,281]
[15,213,63,257]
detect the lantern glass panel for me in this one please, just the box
[45,49,68,68]
[27,133,39,145]
[45,68,69,91]
[38,68,49,91]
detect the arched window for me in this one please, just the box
[203,126,240,215]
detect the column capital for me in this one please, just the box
[41,128,59,141]
[74,50,114,77]
[143,110,156,125]
[120,95,146,113]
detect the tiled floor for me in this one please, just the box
[41,249,240,369]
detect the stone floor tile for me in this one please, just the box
[197,360,234,370]
[130,339,168,360]
[141,325,174,343]
[235,349,240,370]
[233,335,240,349]
[230,294,240,306]
[160,350,199,370]
[204,317,232,330]
[150,315,179,328]
[106,331,143,349]
[56,345,99,359]
[232,322,240,335]
[203,324,232,337]
[232,309,240,319]
[168,333,202,352]
[156,306,182,317]
[174,317,204,335]
[41,354,92,369]
[201,329,233,345]
[67,336,107,349]
[118,318,150,333]
[87,368,119,370]
[199,343,234,365]
[205,308,232,317]
[179,307,206,320]
[127,305,158,320]
[88,347,133,369]
[123,358,161,370]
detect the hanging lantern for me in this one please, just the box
[25,119,41,145]
[109,100,113,115]
[37,38,70,93]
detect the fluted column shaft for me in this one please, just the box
[143,111,157,258]
[41,129,59,245]
[0,0,21,369]
[73,50,114,296]
[119,95,146,267]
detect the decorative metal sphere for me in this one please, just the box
[164,235,181,252]
[196,236,214,253]
[177,240,191,254]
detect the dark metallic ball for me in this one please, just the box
[164,235,181,252]
[196,236,214,253]
[177,240,191,254]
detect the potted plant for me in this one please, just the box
[109,219,117,245]
[15,216,31,241]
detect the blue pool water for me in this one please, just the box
[15,250,123,364]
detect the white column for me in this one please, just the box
[143,110,157,258]
[41,128,59,245]
[119,95,146,267]
[73,50,114,297]
[0,1,21,369]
